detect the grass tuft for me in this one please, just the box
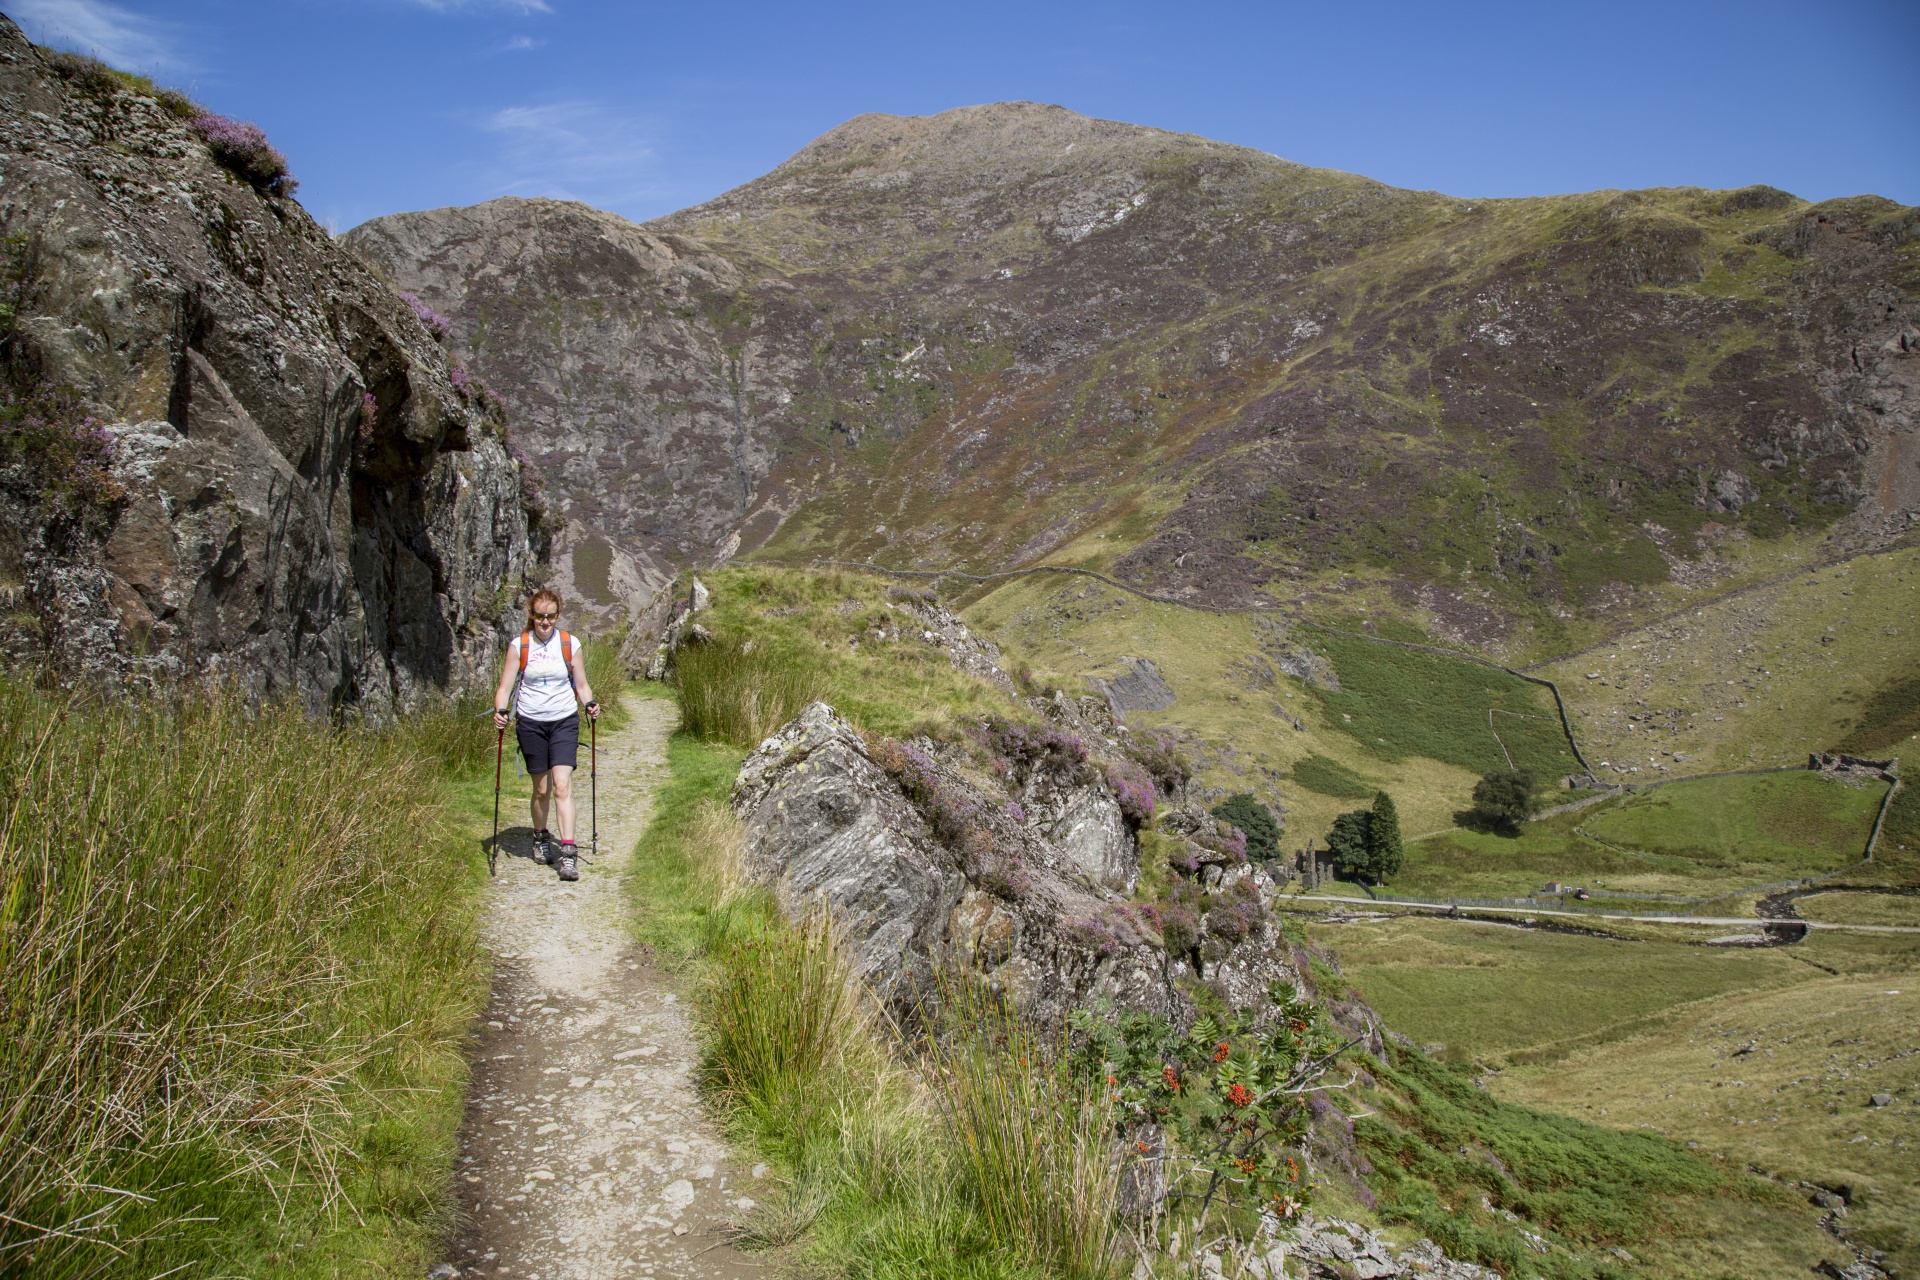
[928,981,1121,1280]
[674,637,823,747]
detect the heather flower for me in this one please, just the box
[358,391,377,442]
[398,292,453,344]
[190,113,298,197]
[1003,799,1026,824]
[1102,758,1156,826]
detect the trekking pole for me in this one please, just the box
[589,707,598,859]
[490,723,505,877]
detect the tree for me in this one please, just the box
[1326,809,1374,882]
[1212,793,1281,862]
[1469,768,1538,833]
[1368,791,1403,883]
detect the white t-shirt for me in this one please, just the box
[513,629,581,722]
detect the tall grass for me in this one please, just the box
[0,676,486,1277]
[582,629,627,727]
[928,981,1121,1280]
[674,637,822,747]
[628,736,1098,1280]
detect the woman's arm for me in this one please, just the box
[570,639,598,719]
[492,637,520,728]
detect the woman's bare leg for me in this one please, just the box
[547,765,575,842]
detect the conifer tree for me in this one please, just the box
[1327,809,1373,882]
[1368,790,1403,883]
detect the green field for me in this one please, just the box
[1387,771,1886,901]
[1306,629,1578,779]
[1582,772,1882,870]
[1305,916,1820,1066]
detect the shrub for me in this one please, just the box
[1126,729,1191,792]
[1204,876,1265,946]
[189,113,298,197]
[1103,757,1156,827]
[1194,816,1249,866]
[978,716,1088,785]
[1212,792,1281,861]
[1069,989,1335,1227]
[674,637,821,747]
[1467,768,1539,833]
[1152,879,1205,955]
[0,381,125,538]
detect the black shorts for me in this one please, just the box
[516,713,579,775]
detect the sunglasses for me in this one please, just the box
[531,612,558,622]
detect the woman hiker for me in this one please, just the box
[492,589,599,882]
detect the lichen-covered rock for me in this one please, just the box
[0,21,536,710]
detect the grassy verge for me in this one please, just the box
[625,732,1101,1279]
[0,674,492,1278]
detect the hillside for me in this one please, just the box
[345,101,1919,655]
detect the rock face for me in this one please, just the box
[0,23,536,710]
[341,197,827,628]
[350,102,1915,645]
[729,697,1308,1032]
[730,701,1174,1026]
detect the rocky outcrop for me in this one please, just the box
[729,696,1311,1033]
[731,701,1175,1026]
[0,23,536,710]
[341,197,829,628]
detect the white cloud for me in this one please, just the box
[8,0,182,71]
[477,99,664,210]
[406,0,553,13]
[503,34,542,51]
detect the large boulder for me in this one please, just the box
[0,22,536,711]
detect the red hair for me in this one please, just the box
[527,588,562,619]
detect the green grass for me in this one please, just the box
[0,675,488,1278]
[1291,751,1381,799]
[1307,631,1579,778]
[1392,771,1887,901]
[1304,916,1820,1067]
[1494,972,1920,1280]
[1836,673,1920,755]
[691,567,1025,738]
[626,727,1103,1279]
[1582,772,1882,870]
[1358,1050,1755,1279]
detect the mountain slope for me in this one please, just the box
[345,102,1919,655]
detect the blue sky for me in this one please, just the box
[11,0,1917,235]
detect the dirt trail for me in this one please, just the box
[448,698,763,1280]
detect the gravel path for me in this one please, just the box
[448,699,764,1280]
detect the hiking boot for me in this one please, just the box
[532,828,553,865]
[554,843,580,882]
